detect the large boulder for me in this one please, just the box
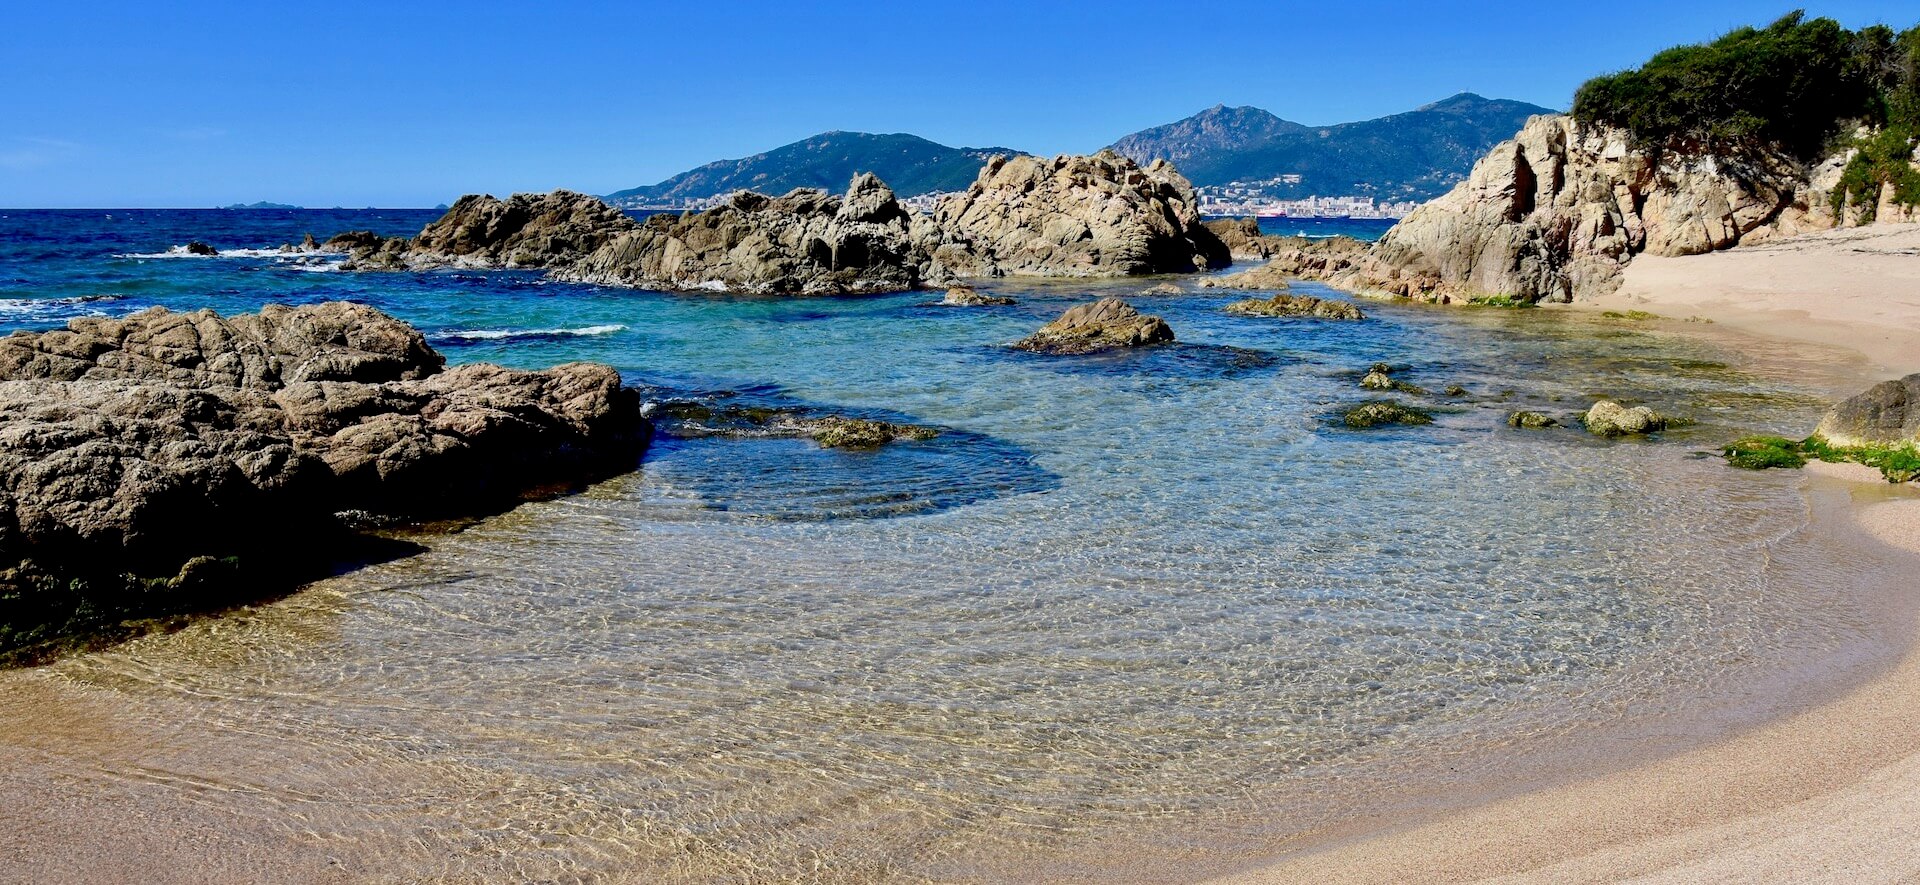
[933,151,1230,278]
[1204,217,1293,260]
[1815,374,1920,448]
[557,174,938,295]
[364,190,640,270]
[0,304,649,656]
[1013,298,1174,354]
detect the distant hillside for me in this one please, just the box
[606,132,1024,206]
[222,201,301,210]
[1109,93,1559,201]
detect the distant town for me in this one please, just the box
[615,182,1422,219]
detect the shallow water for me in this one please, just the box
[0,210,1900,882]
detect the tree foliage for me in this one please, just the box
[1572,12,1919,162]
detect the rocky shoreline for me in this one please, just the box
[0,303,649,660]
[321,150,1230,296]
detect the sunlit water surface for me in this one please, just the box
[0,210,1907,883]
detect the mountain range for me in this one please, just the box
[604,132,1021,208]
[603,93,1559,207]
[1109,93,1557,201]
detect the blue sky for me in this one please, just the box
[3,1,1915,207]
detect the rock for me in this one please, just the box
[184,241,217,256]
[0,304,648,656]
[1012,298,1175,355]
[1204,217,1292,260]
[792,417,939,449]
[1199,236,1380,291]
[1143,283,1186,296]
[1223,293,1365,320]
[1239,113,1858,305]
[1583,400,1668,437]
[940,285,1016,307]
[1507,410,1559,429]
[1360,369,1396,390]
[558,175,935,295]
[1445,385,1469,397]
[0,302,443,389]
[280,233,320,253]
[1815,373,1920,447]
[932,151,1230,278]
[401,190,639,269]
[1343,401,1434,428]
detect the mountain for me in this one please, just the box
[605,132,1024,207]
[1108,93,1560,201]
[221,201,301,210]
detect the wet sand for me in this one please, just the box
[1222,226,1920,884]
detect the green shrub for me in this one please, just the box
[1573,12,1920,184]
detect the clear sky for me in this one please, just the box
[3,1,1915,207]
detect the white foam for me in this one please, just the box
[434,324,628,342]
[0,294,124,315]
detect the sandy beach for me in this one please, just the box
[1221,226,1920,884]
[1594,222,1920,377]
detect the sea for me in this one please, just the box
[0,208,1909,882]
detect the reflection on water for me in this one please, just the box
[0,207,1905,883]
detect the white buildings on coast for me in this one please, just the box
[1195,185,1418,219]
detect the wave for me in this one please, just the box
[0,294,126,318]
[115,245,331,260]
[432,324,628,344]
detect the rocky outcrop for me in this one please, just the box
[932,151,1230,278]
[940,286,1015,307]
[0,304,648,657]
[1204,217,1293,260]
[557,175,937,295]
[1200,236,1387,291]
[343,190,640,271]
[1815,374,1920,448]
[1233,114,1880,304]
[1224,292,1365,320]
[1012,298,1174,355]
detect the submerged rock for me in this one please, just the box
[796,417,939,449]
[1507,410,1559,429]
[1225,293,1365,320]
[1012,298,1175,355]
[932,151,1230,278]
[1143,283,1185,296]
[0,303,649,657]
[1583,400,1668,437]
[940,285,1016,307]
[1815,373,1920,448]
[1343,400,1434,429]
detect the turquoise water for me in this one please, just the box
[0,210,1896,882]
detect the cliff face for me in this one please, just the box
[1244,114,1909,304]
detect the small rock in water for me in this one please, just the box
[1143,282,1185,296]
[797,417,939,449]
[1583,400,1669,437]
[185,240,217,256]
[1344,401,1434,429]
[941,286,1016,307]
[1224,293,1364,320]
[1013,298,1175,355]
[1507,410,1559,429]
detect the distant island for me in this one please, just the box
[221,201,301,210]
[602,93,1554,215]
